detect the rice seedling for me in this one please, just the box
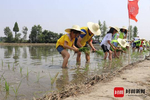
[20,67,23,76]
[49,72,59,85]
[95,50,103,56]
[5,80,9,92]
[36,72,44,83]
[26,67,31,80]
[12,63,15,71]
[27,67,29,77]
[0,72,5,84]
[84,63,89,72]
[11,80,22,96]
[1,60,3,67]
[79,47,90,54]
[52,56,53,63]
[8,63,10,70]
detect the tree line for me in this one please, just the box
[1,21,138,43]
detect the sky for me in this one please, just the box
[0,0,150,40]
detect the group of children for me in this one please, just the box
[132,36,150,52]
[56,22,149,68]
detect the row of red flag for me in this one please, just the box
[128,0,139,22]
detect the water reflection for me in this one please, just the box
[56,69,69,91]
[4,46,13,58]
[13,46,21,63]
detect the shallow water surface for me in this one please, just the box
[0,45,149,100]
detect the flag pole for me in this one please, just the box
[128,18,131,64]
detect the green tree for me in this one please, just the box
[4,27,13,43]
[13,22,19,39]
[22,26,28,41]
[15,33,21,43]
[101,21,107,38]
[133,26,138,37]
[29,25,42,43]
[128,25,133,40]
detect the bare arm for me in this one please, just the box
[77,36,83,48]
[108,40,119,58]
[64,41,78,52]
[107,40,115,50]
[124,31,128,39]
[88,37,96,51]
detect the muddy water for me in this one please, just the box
[0,45,149,100]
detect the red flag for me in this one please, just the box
[128,0,139,22]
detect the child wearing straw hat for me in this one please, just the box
[75,22,101,64]
[56,25,85,68]
[133,36,140,52]
[100,26,119,60]
[119,26,128,39]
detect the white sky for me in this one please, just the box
[0,0,150,40]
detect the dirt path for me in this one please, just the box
[65,60,150,100]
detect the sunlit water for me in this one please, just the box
[0,45,149,100]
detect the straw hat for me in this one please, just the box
[65,25,85,34]
[126,42,130,47]
[140,38,146,41]
[117,38,128,48]
[120,26,128,30]
[109,26,119,32]
[87,22,101,35]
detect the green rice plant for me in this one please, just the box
[12,63,15,71]
[5,80,9,92]
[52,56,53,63]
[1,60,3,67]
[79,47,90,54]
[26,67,29,77]
[95,50,103,56]
[8,63,10,70]
[12,80,22,96]
[36,72,44,83]
[20,67,23,76]
[0,72,5,84]
[26,67,31,80]
[49,72,59,85]
[84,63,89,72]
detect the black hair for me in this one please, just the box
[107,27,116,34]
[120,29,127,34]
[70,29,81,34]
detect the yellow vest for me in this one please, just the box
[119,32,124,39]
[56,34,75,49]
[80,27,94,46]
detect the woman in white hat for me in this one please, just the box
[56,25,85,68]
[100,26,119,60]
[119,26,128,39]
[75,22,101,64]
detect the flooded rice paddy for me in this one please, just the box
[0,45,149,100]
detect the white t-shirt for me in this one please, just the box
[100,33,113,50]
[134,37,140,41]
